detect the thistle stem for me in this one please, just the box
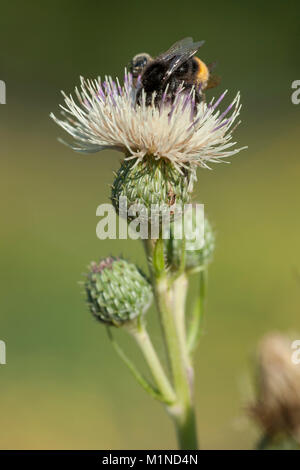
[107,327,166,403]
[172,405,198,450]
[143,238,198,450]
[187,270,206,355]
[256,434,271,450]
[156,276,198,449]
[171,273,191,373]
[130,324,176,404]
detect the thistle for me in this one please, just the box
[165,204,215,273]
[85,257,152,326]
[51,71,245,224]
[249,333,300,450]
[50,72,245,171]
[51,49,247,450]
[111,157,195,222]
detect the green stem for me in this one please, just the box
[157,276,198,449]
[171,273,192,375]
[256,434,271,450]
[187,270,206,355]
[107,327,164,402]
[172,405,198,450]
[143,238,198,450]
[129,324,176,404]
[168,274,198,450]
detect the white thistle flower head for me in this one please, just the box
[50,70,246,172]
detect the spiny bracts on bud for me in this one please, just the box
[85,257,153,326]
[165,205,215,272]
[111,156,195,222]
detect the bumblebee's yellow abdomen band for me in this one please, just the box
[194,57,209,84]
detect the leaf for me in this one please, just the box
[106,328,170,404]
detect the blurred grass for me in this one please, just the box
[0,0,300,450]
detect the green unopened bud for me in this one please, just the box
[111,156,195,222]
[165,205,215,272]
[85,257,152,327]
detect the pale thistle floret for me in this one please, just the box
[50,71,246,172]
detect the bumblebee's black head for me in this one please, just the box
[129,53,152,78]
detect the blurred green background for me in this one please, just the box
[1,0,300,450]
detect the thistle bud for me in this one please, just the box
[85,257,152,327]
[250,333,300,447]
[111,157,195,223]
[165,205,215,272]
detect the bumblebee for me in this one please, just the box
[135,37,220,107]
[129,52,153,83]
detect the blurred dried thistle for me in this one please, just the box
[249,333,300,448]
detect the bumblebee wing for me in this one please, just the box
[206,74,221,89]
[156,38,205,83]
[207,61,218,73]
[158,37,194,58]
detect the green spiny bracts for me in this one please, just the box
[165,206,215,272]
[111,156,195,222]
[85,257,153,326]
